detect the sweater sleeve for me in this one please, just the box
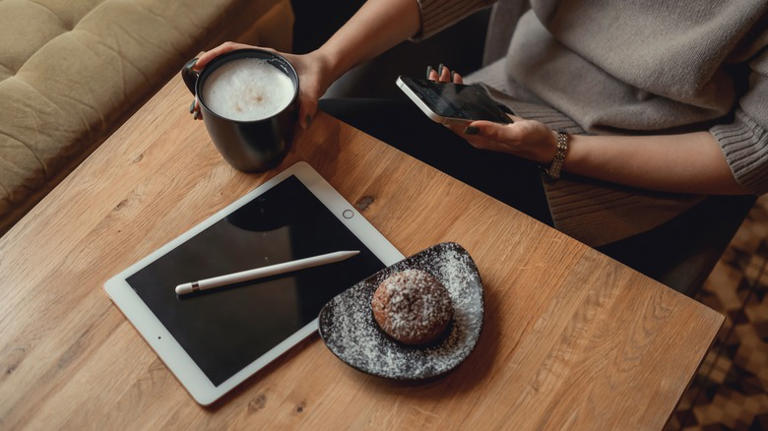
[413,0,497,40]
[710,46,768,194]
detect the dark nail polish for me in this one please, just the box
[426,65,434,79]
[438,64,444,76]
[450,71,455,82]
[305,114,312,127]
[189,100,195,113]
[464,126,479,135]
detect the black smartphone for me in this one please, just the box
[396,75,513,126]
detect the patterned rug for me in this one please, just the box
[664,197,768,431]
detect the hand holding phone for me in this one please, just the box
[396,75,513,126]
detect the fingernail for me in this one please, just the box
[305,114,312,127]
[438,64,444,76]
[450,71,455,82]
[497,103,513,115]
[189,100,195,113]
[426,65,434,79]
[464,126,478,135]
[194,111,202,120]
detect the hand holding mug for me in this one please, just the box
[181,47,300,172]
[192,42,334,129]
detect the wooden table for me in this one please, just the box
[0,76,723,430]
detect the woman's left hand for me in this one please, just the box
[428,64,558,164]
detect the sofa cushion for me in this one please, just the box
[0,0,292,233]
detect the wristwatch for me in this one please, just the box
[544,130,569,180]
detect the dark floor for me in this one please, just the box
[665,197,768,430]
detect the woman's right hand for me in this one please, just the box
[190,41,334,129]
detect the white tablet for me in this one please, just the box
[104,161,403,405]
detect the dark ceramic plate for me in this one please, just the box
[318,242,484,380]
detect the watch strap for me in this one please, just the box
[544,130,569,180]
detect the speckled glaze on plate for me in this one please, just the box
[318,242,484,380]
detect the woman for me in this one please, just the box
[193,0,768,247]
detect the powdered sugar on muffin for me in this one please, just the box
[371,269,453,345]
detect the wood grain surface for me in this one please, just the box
[0,77,723,430]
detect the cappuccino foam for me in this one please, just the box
[202,58,295,121]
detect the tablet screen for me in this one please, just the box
[126,175,386,386]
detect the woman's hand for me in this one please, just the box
[428,64,558,164]
[191,42,334,128]
[427,64,746,194]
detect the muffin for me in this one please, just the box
[371,269,453,345]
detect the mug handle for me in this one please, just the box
[181,57,199,95]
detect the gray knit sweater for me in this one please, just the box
[415,0,768,245]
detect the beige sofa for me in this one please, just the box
[0,0,293,235]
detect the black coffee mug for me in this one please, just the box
[181,49,299,172]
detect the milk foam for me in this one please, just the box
[202,58,295,121]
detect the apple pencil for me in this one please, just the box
[175,250,360,295]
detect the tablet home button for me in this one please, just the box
[342,209,354,219]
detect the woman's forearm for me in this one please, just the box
[564,132,748,194]
[311,0,421,83]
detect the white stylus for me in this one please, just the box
[174,250,360,295]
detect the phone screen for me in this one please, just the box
[399,76,512,123]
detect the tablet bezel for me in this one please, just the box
[103,161,404,405]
